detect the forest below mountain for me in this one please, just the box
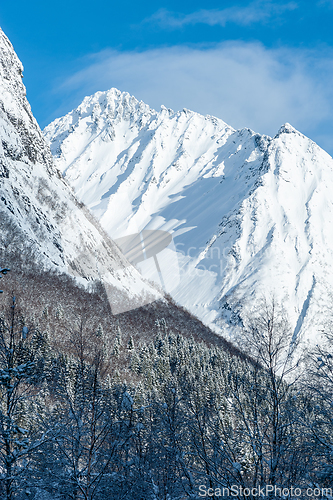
[0,251,332,500]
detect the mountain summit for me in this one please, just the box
[44,87,333,343]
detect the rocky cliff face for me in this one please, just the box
[0,30,159,314]
[45,88,333,344]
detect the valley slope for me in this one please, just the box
[0,30,160,314]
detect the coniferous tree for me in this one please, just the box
[0,296,48,499]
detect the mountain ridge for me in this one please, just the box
[0,29,161,315]
[44,87,333,344]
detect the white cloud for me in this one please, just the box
[54,42,333,154]
[317,0,333,7]
[145,1,298,28]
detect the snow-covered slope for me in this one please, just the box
[44,88,333,343]
[0,30,159,314]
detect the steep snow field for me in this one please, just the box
[44,88,333,344]
[0,30,160,314]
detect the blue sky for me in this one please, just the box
[1,1,333,153]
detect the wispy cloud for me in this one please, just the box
[144,1,298,29]
[51,42,333,155]
[317,0,333,7]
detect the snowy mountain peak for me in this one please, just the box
[273,122,321,149]
[47,88,231,168]
[45,87,333,345]
[275,122,299,136]
[62,87,153,124]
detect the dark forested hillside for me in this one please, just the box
[0,248,245,360]
[0,263,332,499]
